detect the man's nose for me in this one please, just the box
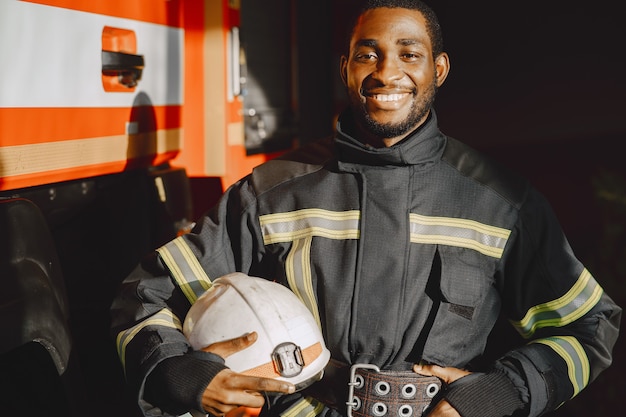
[372,56,403,84]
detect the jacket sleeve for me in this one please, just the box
[110,177,265,416]
[493,187,621,416]
[440,187,621,417]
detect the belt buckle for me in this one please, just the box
[346,363,380,417]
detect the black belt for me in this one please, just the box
[304,360,443,417]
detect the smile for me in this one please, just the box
[371,93,410,102]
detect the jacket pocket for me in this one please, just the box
[420,246,500,366]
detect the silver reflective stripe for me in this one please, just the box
[286,236,321,328]
[260,209,360,244]
[531,336,590,398]
[115,308,182,375]
[512,268,603,338]
[156,236,212,304]
[260,209,361,329]
[409,213,511,258]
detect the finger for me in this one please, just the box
[203,375,294,414]
[203,371,269,413]
[203,332,258,358]
[211,389,266,410]
[413,364,470,384]
[226,373,295,395]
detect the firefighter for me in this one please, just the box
[111,1,621,416]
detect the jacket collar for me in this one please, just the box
[334,109,446,169]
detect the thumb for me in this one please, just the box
[202,331,258,358]
[413,363,471,384]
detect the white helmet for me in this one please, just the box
[183,273,330,391]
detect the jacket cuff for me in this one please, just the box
[443,369,525,417]
[144,352,228,415]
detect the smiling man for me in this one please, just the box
[341,5,448,147]
[111,1,621,417]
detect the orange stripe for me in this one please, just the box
[242,342,324,379]
[0,106,181,146]
[21,0,182,27]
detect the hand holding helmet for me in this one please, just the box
[183,273,331,415]
[200,332,295,416]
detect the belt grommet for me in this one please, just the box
[398,404,413,417]
[372,402,387,416]
[349,396,362,411]
[375,381,391,396]
[354,374,365,390]
[425,382,440,398]
[401,383,416,399]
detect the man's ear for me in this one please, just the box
[434,52,450,87]
[340,55,348,86]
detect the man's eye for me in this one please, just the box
[401,51,424,61]
[356,52,377,62]
[402,53,421,60]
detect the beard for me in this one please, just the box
[350,77,438,140]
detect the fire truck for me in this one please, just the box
[0,1,304,415]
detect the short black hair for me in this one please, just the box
[344,0,444,59]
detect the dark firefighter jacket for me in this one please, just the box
[111,111,621,417]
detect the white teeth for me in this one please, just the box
[372,93,406,102]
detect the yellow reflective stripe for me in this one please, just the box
[280,396,325,417]
[286,236,321,328]
[260,209,360,331]
[409,213,511,258]
[260,209,360,244]
[115,308,182,375]
[156,236,212,304]
[512,269,603,338]
[531,336,590,398]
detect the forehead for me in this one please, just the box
[351,7,431,50]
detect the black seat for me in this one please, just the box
[0,197,86,416]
